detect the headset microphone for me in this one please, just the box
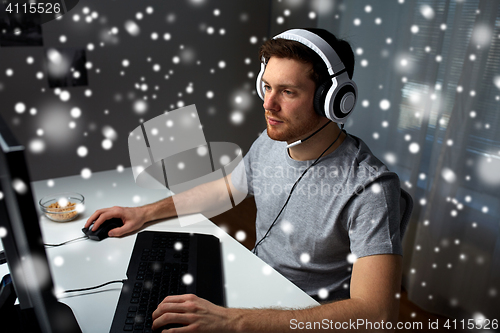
[286,121,332,149]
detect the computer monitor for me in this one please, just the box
[0,113,81,333]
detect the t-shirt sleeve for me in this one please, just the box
[346,173,403,259]
[230,156,253,196]
[230,131,268,196]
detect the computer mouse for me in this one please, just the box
[82,217,124,241]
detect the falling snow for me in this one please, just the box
[182,273,194,285]
[0,227,6,240]
[379,99,390,110]
[262,264,273,276]
[318,288,329,300]
[81,168,92,179]
[0,0,498,321]
[235,230,246,242]
[124,20,140,36]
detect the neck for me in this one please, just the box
[287,120,346,161]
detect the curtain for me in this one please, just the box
[319,0,500,320]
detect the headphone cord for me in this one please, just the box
[293,120,331,144]
[253,124,345,255]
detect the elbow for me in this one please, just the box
[371,304,400,333]
[356,298,399,333]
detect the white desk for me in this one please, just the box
[0,168,318,332]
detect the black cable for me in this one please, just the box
[287,121,332,148]
[44,235,89,248]
[297,121,332,144]
[62,279,125,294]
[253,125,345,255]
[1,236,89,265]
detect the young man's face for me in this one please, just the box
[262,56,323,143]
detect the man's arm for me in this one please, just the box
[152,254,402,332]
[85,174,238,237]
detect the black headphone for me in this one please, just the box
[256,29,358,124]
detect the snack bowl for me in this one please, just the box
[39,192,85,222]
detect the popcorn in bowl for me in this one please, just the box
[39,192,85,222]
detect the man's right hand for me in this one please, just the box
[84,206,146,237]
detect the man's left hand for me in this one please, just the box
[152,294,236,333]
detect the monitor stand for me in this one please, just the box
[0,274,82,333]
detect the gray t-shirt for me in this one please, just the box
[231,130,402,301]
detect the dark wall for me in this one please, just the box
[0,0,319,181]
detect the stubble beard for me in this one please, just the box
[266,113,323,143]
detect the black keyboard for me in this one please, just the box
[110,231,225,333]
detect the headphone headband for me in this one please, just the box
[273,29,345,76]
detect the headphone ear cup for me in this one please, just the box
[323,72,358,123]
[313,80,331,117]
[330,84,357,122]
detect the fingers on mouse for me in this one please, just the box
[82,218,124,241]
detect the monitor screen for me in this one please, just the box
[0,113,81,333]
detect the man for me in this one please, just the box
[86,28,403,332]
